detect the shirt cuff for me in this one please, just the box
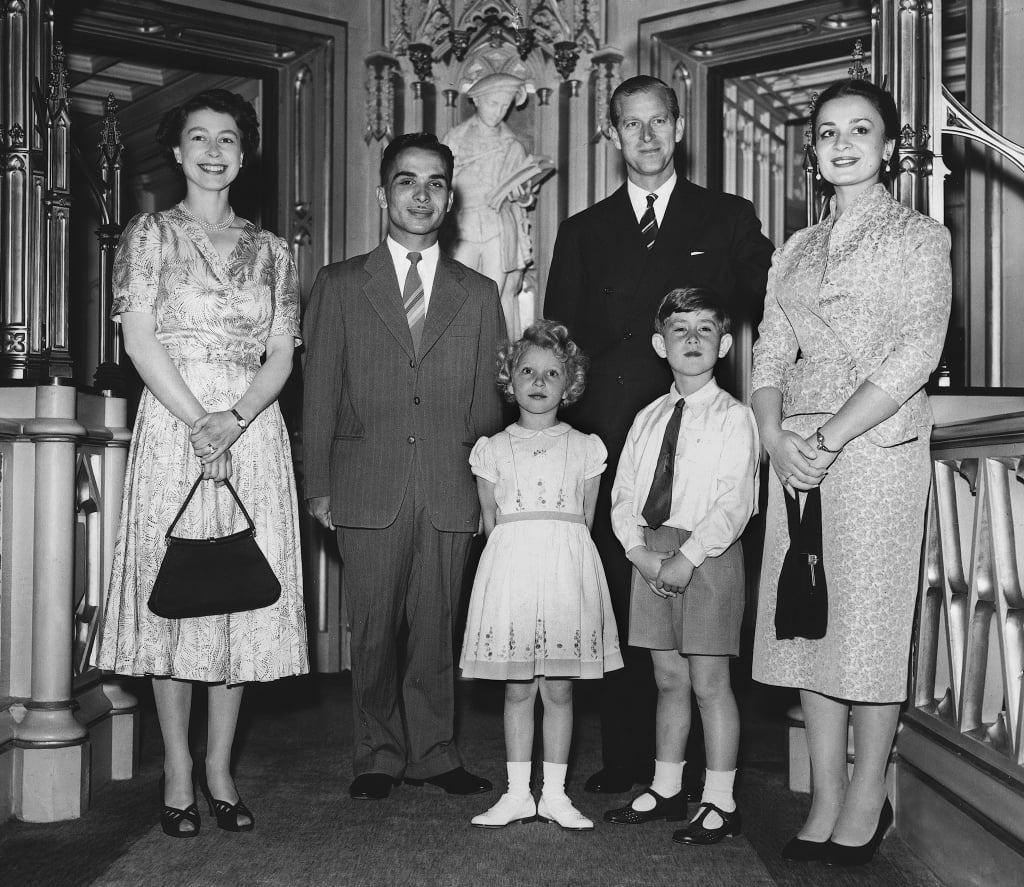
[679,537,707,568]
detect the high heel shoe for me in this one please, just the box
[824,798,894,867]
[159,775,201,839]
[198,773,255,832]
[781,836,830,861]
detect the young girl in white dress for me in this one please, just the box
[461,319,623,830]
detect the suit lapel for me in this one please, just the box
[362,243,415,358]
[418,255,469,357]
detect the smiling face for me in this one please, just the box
[814,94,895,206]
[510,345,568,426]
[376,147,454,250]
[172,108,243,193]
[610,89,684,191]
[653,309,733,395]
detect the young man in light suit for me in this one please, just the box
[544,76,774,803]
[303,132,505,801]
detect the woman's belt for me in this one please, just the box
[495,511,585,525]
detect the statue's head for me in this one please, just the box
[464,73,531,127]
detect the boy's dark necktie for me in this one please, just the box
[404,251,425,352]
[641,398,684,530]
[639,193,658,250]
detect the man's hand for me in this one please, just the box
[307,496,333,530]
[657,552,695,596]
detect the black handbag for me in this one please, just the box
[774,486,828,640]
[148,475,281,619]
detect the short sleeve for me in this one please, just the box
[268,235,302,343]
[583,433,608,479]
[111,213,162,319]
[469,436,497,482]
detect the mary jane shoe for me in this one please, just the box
[538,794,594,831]
[672,802,742,845]
[471,792,537,828]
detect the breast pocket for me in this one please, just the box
[677,428,725,476]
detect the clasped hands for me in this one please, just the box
[765,428,839,496]
[189,410,242,482]
[630,547,695,599]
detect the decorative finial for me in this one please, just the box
[804,92,819,147]
[848,39,867,80]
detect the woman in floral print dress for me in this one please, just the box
[750,79,950,864]
[95,90,307,838]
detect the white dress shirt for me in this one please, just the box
[611,378,760,567]
[627,172,676,229]
[386,237,440,310]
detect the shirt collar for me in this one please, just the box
[669,376,720,407]
[627,172,676,220]
[385,236,440,266]
[506,421,571,439]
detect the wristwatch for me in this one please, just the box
[230,408,249,430]
[815,427,841,454]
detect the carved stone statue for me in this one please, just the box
[442,72,553,338]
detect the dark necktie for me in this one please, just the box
[403,251,425,353]
[639,193,658,250]
[641,398,684,530]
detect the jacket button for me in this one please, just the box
[616,375,624,385]
[407,435,416,444]
[414,396,421,405]
[409,359,416,368]
[623,331,632,341]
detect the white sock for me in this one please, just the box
[506,761,532,799]
[632,760,684,812]
[541,761,567,799]
[697,768,737,828]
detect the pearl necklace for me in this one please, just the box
[179,202,236,231]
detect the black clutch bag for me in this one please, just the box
[774,486,828,640]
[148,475,281,619]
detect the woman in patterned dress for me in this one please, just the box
[750,79,950,865]
[95,90,308,837]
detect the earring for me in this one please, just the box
[814,167,822,182]
[883,158,891,173]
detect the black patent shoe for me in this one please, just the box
[604,789,688,824]
[824,798,893,867]
[583,766,638,794]
[159,776,201,839]
[781,836,831,861]
[404,767,492,795]
[199,775,254,832]
[672,802,742,845]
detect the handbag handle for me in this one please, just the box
[783,486,823,555]
[165,476,257,540]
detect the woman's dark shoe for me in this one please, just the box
[672,802,742,845]
[824,798,893,867]
[159,775,201,839]
[199,775,255,832]
[781,836,831,861]
[604,788,688,824]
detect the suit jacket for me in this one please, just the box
[302,242,505,531]
[544,178,774,457]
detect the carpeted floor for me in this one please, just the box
[0,673,947,887]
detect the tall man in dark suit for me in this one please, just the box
[545,76,774,797]
[303,132,505,801]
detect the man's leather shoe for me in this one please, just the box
[583,767,638,794]
[404,767,492,795]
[349,773,396,800]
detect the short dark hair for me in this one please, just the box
[655,287,732,335]
[812,78,900,184]
[496,319,588,406]
[380,132,454,186]
[155,89,260,165]
[610,75,680,127]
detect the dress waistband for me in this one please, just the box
[495,511,585,525]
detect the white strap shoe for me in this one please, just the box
[538,794,595,830]
[471,792,537,828]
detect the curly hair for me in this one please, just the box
[155,89,260,167]
[496,319,588,406]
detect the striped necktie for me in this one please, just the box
[403,251,425,353]
[641,398,684,530]
[639,193,658,250]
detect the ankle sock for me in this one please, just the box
[698,768,737,828]
[506,761,532,799]
[632,760,684,812]
[541,761,567,799]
